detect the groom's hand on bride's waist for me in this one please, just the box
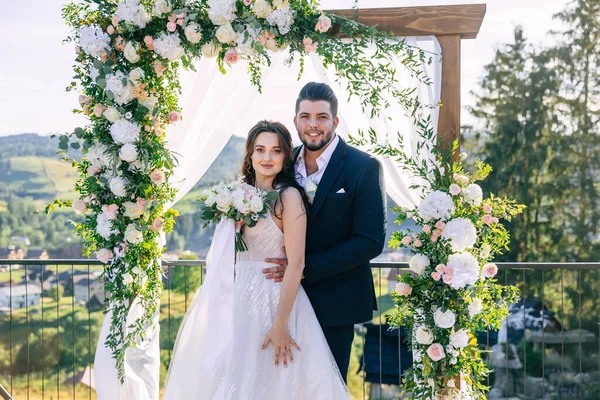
[263,259,287,282]
[264,248,304,282]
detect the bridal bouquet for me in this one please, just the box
[198,181,279,251]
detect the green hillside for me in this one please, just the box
[0,156,80,203]
[0,134,246,207]
[0,134,247,254]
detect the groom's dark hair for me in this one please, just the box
[295,82,338,118]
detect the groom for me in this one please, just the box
[264,82,386,382]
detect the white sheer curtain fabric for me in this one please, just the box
[94,36,441,399]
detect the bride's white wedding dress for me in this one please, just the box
[164,212,350,399]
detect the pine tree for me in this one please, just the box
[549,0,600,261]
[467,27,562,261]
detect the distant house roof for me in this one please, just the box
[56,270,89,281]
[75,277,102,286]
[27,249,49,258]
[0,284,42,297]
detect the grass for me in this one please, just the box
[0,269,27,283]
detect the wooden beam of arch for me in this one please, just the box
[327,4,486,39]
[328,4,487,158]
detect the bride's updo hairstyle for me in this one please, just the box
[242,120,308,217]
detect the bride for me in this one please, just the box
[163,120,350,399]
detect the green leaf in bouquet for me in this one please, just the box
[244,215,255,226]
[265,190,279,203]
[140,183,153,198]
[93,60,104,69]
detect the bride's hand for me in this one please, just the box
[261,321,301,367]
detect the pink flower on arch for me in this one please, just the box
[167,111,181,124]
[395,282,412,296]
[150,169,166,185]
[482,263,498,278]
[224,48,240,66]
[427,343,445,362]
[303,37,319,52]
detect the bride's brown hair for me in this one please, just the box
[242,120,308,217]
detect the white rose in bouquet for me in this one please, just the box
[446,252,480,289]
[109,177,128,197]
[204,190,217,206]
[129,67,145,85]
[253,0,273,19]
[202,42,220,58]
[433,308,456,329]
[110,119,141,144]
[139,95,158,113]
[122,272,134,285]
[418,190,455,222]
[463,183,483,206]
[479,243,492,259]
[441,217,477,252]
[122,201,144,219]
[124,41,141,63]
[449,328,470,348]
[96,212,116,239]
[119,143,138,162]
[409,254,430,275]
[250,196,264,213]
[208,0,237,25]
[415,326,434,345]
[267,5,295,35]
[184,23,202,43]
[115,0,150,28]
[468,298,483,319]
[153,33,185,61]
[105,71,135,105]
[232,190,250,214]
[87,142,111,168]
[152,0,172,16]
[103,106,121,123]
[215,23,237,44]
[79,26,111,58]
[96,248,113,264]
[215,190,232,212]
[124,224,144,244]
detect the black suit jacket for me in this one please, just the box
[296,139,386,327]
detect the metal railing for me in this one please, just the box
[0,259,599,400]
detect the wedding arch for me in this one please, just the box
[57,1,501,399]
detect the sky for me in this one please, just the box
[0,0,570,137]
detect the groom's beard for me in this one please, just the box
[299,127,334,152]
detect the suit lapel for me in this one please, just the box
[309,140,347,222]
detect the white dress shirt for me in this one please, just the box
[294,135,340,191]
